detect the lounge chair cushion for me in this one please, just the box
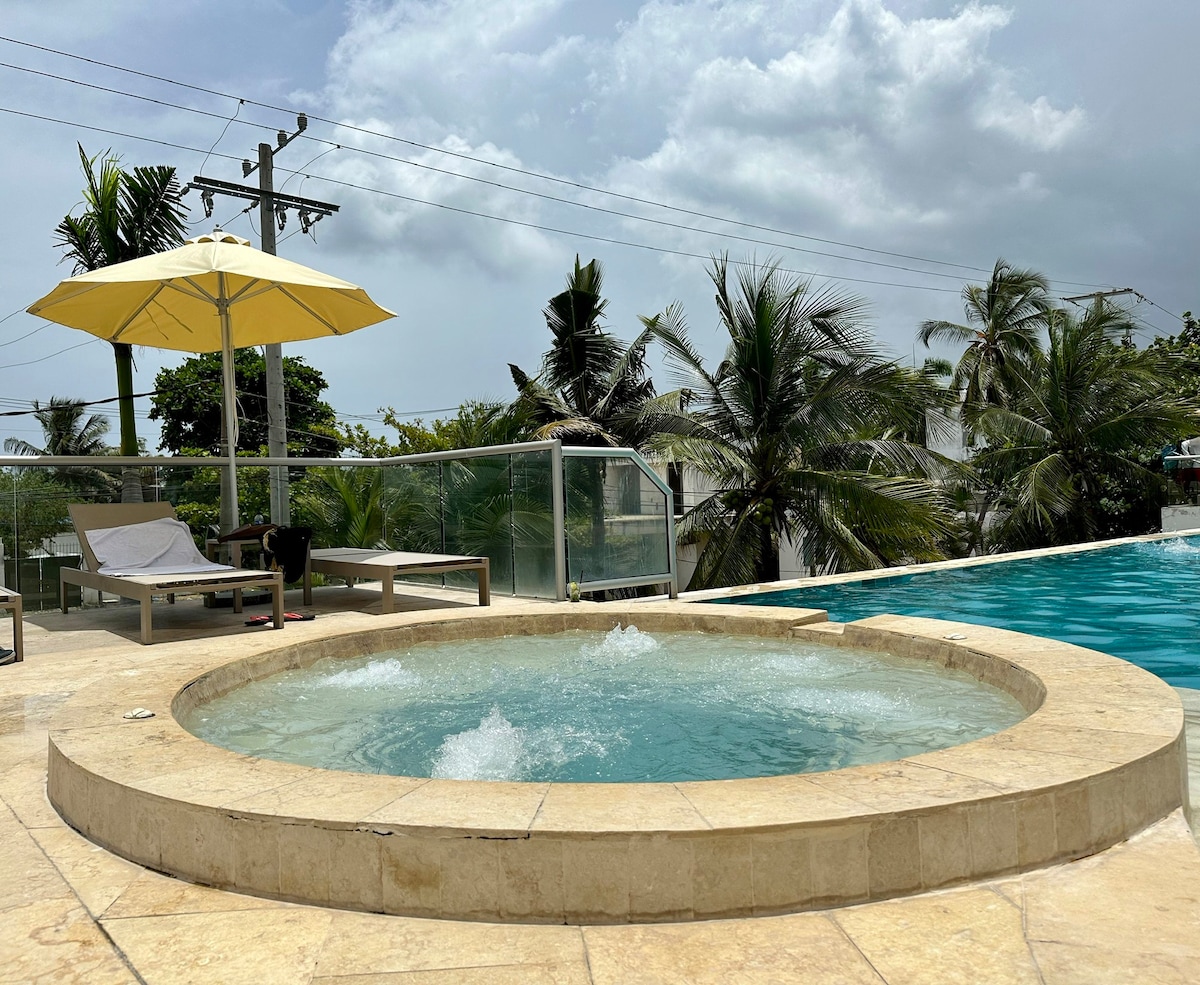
[88,517,233,577]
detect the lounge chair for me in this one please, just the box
[302,547,490,612]
[60,502,284,644]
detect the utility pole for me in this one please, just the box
[1061,287,1136,344]
[186,115,339,526]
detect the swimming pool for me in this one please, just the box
[718,535,1200,689]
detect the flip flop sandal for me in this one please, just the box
[245,612,316,626]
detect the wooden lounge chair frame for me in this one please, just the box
[302,547,489,613]
[60,503,284,645]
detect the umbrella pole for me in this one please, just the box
[218,294,239,534]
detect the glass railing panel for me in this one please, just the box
[562,453,671,586]
[510,450,557,598]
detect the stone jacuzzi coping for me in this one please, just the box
[47,603,1188,925]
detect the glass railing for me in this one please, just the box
[0,442,676,609]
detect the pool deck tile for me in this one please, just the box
[2,586,1200,982]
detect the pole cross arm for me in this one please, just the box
[188,176,339,216]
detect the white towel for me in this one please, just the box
[88,517,234,576]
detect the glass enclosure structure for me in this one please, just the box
[0,441,676,609]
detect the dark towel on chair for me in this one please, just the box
[262,526,312,583]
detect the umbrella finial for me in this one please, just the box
[186,228,252,246]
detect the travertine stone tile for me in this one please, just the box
[692,834,753,917]
[279,821,332,904]
[232,812,281,896]
[226,771,426,823]
[1030,940,1200,985]
[103,867,292,919]
[1015,793,1058,867]
[677,773,866,830]
[808,823,870,907]
[380,832,442,917]
[561,839,630,922]
[917,806,970,888]
[0,899,138,985]
[0,753,58,829]
[328,827,383,911]
[157,801,239,887]
[0,802,75,912]
[834,887,1043,984]
[311,965,593,984]
[966,799,1019,877]
[498,835,565,922]
[1021,812,1200,952]
[810,760,1005,813]
[867,815,921,897]
[628,834,693,921]
[101,906,333,985]
[29,825,144,918]
[313,910,587,977]
[532,782,703,833]
[582,914,887,984]
[366,779,547,833]
[439,836,500,919]
[750,832,811,913]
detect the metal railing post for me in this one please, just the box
[551,442,567,601]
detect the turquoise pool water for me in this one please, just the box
[719,536,1200,689]
[181,627,1024,783]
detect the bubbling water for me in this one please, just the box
[182,625,1026,783]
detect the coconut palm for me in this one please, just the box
[917,258,1052,417]
[509,256,659,448]
[4,397,116,496]
[53,144,188,501]
[975,304,1200,547]
[647,256,957,589]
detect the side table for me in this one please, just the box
[0,588,23,662]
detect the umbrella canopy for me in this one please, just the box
[27,229,396,529]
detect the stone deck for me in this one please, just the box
[2,583,1199,984]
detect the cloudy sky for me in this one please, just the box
[0,0,1195,453]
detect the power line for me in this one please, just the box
[0,62,978,283]
[0,101,965,294]
[0,36,1114,289]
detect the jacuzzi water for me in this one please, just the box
[181,626,1025,783]
[718,535,1200,689]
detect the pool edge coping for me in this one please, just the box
[46,602,1188,924]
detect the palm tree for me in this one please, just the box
[647,256,957,589]
[975,303,1200,547]
[3,397,116,496]
[509,256,659,448]
[917,258,1052,418]
[510,257,668,588]
[54,144,187,501]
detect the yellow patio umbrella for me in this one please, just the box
[27,229,395,529]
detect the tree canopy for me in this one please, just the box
[646,256,956,588]
[149,350,340,458]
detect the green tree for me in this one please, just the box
[149,350,341,457]
[647,256,956,589]
[0,469,78,559]
[509,256,660,448]
[3,397,117,497]
[53,144,187,501]
[975,304,1200,547]
[917,258,1052,417]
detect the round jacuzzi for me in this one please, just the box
[179,625,1026,783]
[46,603,1188,924]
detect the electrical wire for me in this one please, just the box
[0,36,1115,289]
